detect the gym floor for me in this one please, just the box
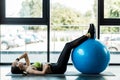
[0,65,120,80]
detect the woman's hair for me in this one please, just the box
[11,66,24,74]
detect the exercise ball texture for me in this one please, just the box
[71,39,110,74]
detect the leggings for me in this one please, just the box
[50,35,88,74]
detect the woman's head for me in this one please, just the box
[11,62,24,74]
[11,66,23,74]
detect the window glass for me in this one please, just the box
[50,0,97,63]
[100,26,120,63]
[5,0,43,18]
[104,0,120,18]
[0,25,47,63]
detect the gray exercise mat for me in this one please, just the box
[6,71,115,77]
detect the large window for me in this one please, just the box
[0,0,49,63]
[1,25,47,63]
[50,0,97,63]
[99,0,120,64]
[1,0,120,64]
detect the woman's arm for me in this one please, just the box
[12,52,30,67]
[11,53,25,66]
[18,52,30,66]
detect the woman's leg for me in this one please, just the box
[50,24,96,74]
[57,35,88,65]
[51,35,88,74]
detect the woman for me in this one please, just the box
[11,24,96,75]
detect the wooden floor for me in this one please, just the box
[0,65,120,80]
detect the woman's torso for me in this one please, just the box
[26,63,52,74]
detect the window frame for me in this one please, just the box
[98,0,120,25]
[0,0,49,25]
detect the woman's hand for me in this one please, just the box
[18,52,30,66]
[23,52,28,58]
[18,52,28,60]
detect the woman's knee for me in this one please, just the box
[65,42,71,48]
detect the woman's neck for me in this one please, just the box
[23,65,29,71]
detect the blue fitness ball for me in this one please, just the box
[71,39,110,74]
